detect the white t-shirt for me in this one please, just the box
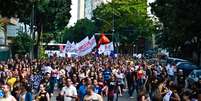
[61,85,77,101]
[167,66,174,76]
[163,90,172,101]
[79,73,86,80]
[116,73,124,79]
[43,66,53,74]
[84,93,103,101]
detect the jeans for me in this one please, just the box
[127,81,136,97]
[137,79,144,91]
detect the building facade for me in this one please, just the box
[68,0,111,27]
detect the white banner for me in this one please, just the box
[89,35,96,50]
[76,37,91,56]
[98,42,114,55]
[76,36,97,56]
[70,42,77,52]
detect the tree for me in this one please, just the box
[13,31,34,55]
[93,0,156,52]
[151,0,201,64]
[0,0,33,19]
[63,18,97,42]
[35,0,71,45]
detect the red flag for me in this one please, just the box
[97,33,110,48]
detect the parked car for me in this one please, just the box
[144,49,158,59]
[186,69,201,87]
[167,57,189,64]
[176,62,200,75]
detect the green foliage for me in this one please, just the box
[42,32,54,43]
[35,0,71,47]
[35,0,71,33]
[63,19,97,42]
[151,0,201,49]
[93,0,156,43]
[0,0,33,18]
[38,46,48,59]
[14,31,34,54]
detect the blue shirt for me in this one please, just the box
[103,69,112,81]
[94,86,102,95]
[78,84,87,101]
[0,90,4,97]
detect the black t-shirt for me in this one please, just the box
[107,80,116,96]
[107,80,116,91]
[38,91,48,101]
[177,75,185,84]
[126,70,135,83]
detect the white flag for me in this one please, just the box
[105,42,114,52]
[89,35,96,50]
[98,42,114,55]
[76,37,91,56]
[69,42,76,52]
[64,41,71,53]
[98,45,105,54]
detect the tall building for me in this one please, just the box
[78,0,85,19]
[85,0,112,19]
[68,0,111,27]
[67,0,79,27]
[84,0,93,19]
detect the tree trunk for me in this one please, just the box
[24,23,27,33]
[36,23,43,58]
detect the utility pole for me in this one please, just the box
[30,1,35,59]
[112,0,117,55]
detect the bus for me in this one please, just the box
[42,43,65,57]
[42,43,77,58]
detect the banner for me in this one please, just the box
[98,42,114,55]
[89,35,96,50]
[76,36,91,56]
[76,36,97,56]
[70,42,77,52]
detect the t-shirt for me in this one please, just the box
[107,80,116,96]
[137,70,144,79]
[0,90,4,97]
[94,86,102,95]
[163,90,172,101]
[167,66,174,76]
[84,93,103,101]
[103,69,112,81]
[61,85,77,101]
[43,66,53,74]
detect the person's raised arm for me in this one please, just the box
[46,92,50,101]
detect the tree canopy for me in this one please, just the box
[93,0,156,44]
[14,31,34,54]
[151,0,201,49]
[63,18,96,42]
[0,0,33,18]
[34,0,71,46]
[35,0,71,33]
[151,0,201,64]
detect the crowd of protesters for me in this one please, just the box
[0,54,201,101]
